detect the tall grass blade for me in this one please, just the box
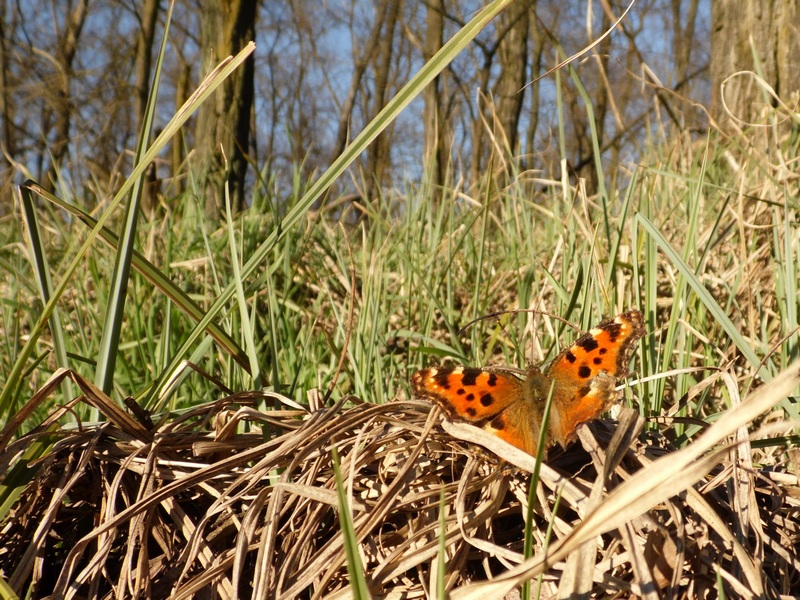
[94,2,174,395]
[331,446,371,599]
[636,213,767,379]
[18,183,249,375]
[522,383,555,600]
[225,181,261,386]
[436,489,447,599]
[18,187,74,407]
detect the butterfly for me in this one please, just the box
[411,310,645,457]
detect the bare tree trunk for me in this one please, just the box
[494,0,530,157]
[711,0,800,133]
[524,3,545,171]
[194,0,257,215]
[0,0,15,200]
[134,0,161,215]
[44,0,89,191]
[365,0,401,202]
[0,0,12,155]
[468,0,533,188]
[671,0,700,89]
[423,0,446,198]
[171,61,190,197]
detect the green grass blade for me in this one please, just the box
[0,428,57,518]
[522,383,554,599]
[225,182,261,386]
[19,182,250,377]
[18,188,75,407]
[331,446,371,599]
[776,199,799,369]
[0,576,19,600]
[605,169,637,290]
[636,213,767,378]
[436,488,447,599]
[94,3,175,395]
[566,64,608,238]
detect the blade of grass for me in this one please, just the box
[436,488,447,599]
[225,179,261,386]
[522,382,555,600]
[566,63,609,241]
[604,168,637,291]
[0,427,59,517]
[18,187,74,406]
[94,1,175,396]
[632,184,660,417]
[636,213,768,379]
[331,446,370,599]
[775,199,798,370]
[17,182,251,378]
[0,576,19,600]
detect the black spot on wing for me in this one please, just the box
[578,336,599,352]
[480,393,494,407]
[487,373,498,386]
[604,322,623,342]
[578,365,592,379]
[564,351,577,364]
[460,368,481,386]
[490,416,505,431]
[466,393,475,401]
[433,370,451,389]
[593,357,603,365]
[466,407,477,417]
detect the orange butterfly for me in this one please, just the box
[411,310,645,457]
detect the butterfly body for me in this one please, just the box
[411,310,645,456]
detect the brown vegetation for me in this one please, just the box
[2,365,799,597]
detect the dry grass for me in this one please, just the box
[2,365,800,599]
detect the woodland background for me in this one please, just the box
[2,0,797,217]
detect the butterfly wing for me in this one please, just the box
[545,310,645,447]
[411,366,544,455]
[411,310,645,455]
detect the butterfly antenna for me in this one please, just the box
[457,308,580,336]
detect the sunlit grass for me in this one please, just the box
[2,124,797,440]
